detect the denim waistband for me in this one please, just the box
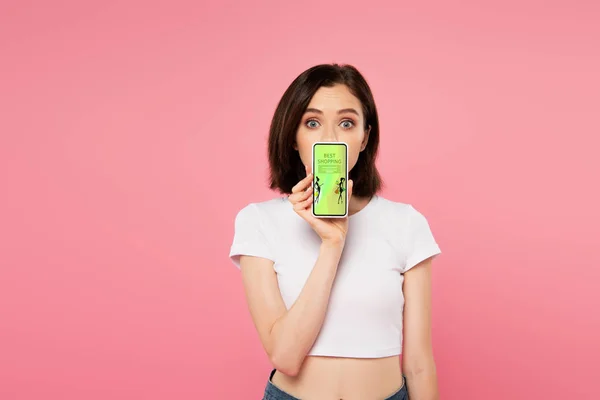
[263,369,408,400]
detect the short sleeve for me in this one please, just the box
[228,203,275,269]
[403,205,441,273]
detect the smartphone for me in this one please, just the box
[311,142,348,218]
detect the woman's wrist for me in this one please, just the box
[320,239,345,254]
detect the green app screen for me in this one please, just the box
[312,143,348,217]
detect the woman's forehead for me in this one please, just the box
[306,85,362,113]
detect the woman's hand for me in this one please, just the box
[288,166,353,245]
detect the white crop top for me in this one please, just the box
[228,195,441,358]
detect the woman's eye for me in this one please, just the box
[305,119,354,129]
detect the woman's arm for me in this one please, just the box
[239,240,344,377]
[402,257,440,400]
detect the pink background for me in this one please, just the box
[1,1,599,399]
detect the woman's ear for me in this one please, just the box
[361,125,371,151]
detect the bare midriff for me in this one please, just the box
[270,355,404,399]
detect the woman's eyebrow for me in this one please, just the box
[304,108,360,116]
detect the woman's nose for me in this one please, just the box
[321,125,338,142]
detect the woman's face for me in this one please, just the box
[295,84,370,174]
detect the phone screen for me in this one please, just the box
[312,142,348,218]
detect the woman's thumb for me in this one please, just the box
[348,179,354,199]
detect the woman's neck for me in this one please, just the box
[348,195,372,216]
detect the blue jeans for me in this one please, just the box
[263,369,409,400]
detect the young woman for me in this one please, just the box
[229,63,442,400]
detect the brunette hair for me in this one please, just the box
[267,63,383,197]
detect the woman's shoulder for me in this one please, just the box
[373,196,441,262]
[372,195,423,220]
[235,195,289,211]
[233,195,291,223]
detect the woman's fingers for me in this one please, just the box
[289,184,313,204]
[293,191,313,212]
[291,172,313,194]
[289,167,314,211]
